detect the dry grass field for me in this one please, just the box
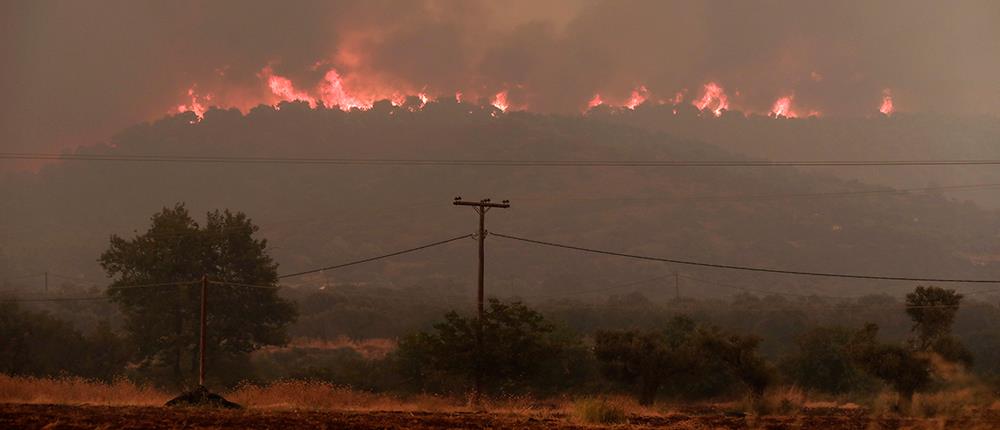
[2,376,998,429]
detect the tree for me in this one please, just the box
[850,323,931,411]
[905,286,971,365]
[781,326,874,394]
[99,204,296,388]
[0,303,128,380]
[699,330,773,405]
[394,298,583,396]
[594,317,706,405]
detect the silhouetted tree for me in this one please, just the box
[700,330,773,406]
[905,286,971,365]
[594,317,707,405]
[0,303,127,380]
[781,326,874,394]
[394,298,582,396]
[850,323,931,411]
[99,203,296,388]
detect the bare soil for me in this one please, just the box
[1,403,997,429]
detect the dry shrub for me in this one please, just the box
[572,397,628,425]
[258,337,397,359]
[913,388,990,418]
[868,390,901,416]
[0,375,168,406]
[734,386,807,416]
[226,380,458,412]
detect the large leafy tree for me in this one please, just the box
[99,204,296,388]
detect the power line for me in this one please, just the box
[277,234,473,279]
[9,152,1000,167]
[517,182,1000,204]
[209,280,280,290]
[107,280,200,291]
[491,232,1000,284]
[0,296,110,303]
[519,274,676,299]
[678,274,854,299]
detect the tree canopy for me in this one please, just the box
[99,203,296,388]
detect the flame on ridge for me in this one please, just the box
[173,66,897,120]
[879,88,894,116]
[624,86,649,110]
[693,82,729,117]
[491,90,510,112]
[770,95,798,118]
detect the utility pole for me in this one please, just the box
[199,274,207,387]
[674,271,679,300]
[453,196,509,403]
[44,272,48,295]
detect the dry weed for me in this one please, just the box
[0,375,168,406]
[572,397,628,425]
[225,380,459,412]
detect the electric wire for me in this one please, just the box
[10,152,1000,167]
[491,232,1000,284]
[277,234,473,279]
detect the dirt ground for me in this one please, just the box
[2,403,998,429]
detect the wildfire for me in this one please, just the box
[491,90,510,112]
[263,68,317,108]
[172,65,904,120]
[176,87,209,119]
[320,69,373,110]
[670,91,685,105]
[587,94,603,109]
[693,82,729,117]
[623,86,649,110]
[879,88,894,116]
[770,96,798,118]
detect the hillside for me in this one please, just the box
[590,104,1000,207]
[3,100,1000,301]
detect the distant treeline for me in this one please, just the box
[4,283,999,402]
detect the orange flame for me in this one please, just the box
[770,95,798,118]
[263,68,317,108]
[879,88,894,116]
[587,94,603,109]
[624,86,649,110]
[319,68,372,110]
[671,91,685,105]
[176,87,209,119]
[491,90,509,112]
[693,82,729,116]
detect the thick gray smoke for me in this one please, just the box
[3,0,999,156]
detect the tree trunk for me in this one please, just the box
[897,389,914,414]
[638,377,660,406]
[173,304,184,389]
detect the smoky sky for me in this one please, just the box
[2,0,999,157]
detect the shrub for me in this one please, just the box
[573,397,627,424]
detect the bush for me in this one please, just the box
[393,298,586,396]
[573,397,627,424]
[780,326,876,394]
